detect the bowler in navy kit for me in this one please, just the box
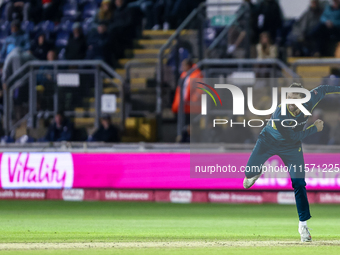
[243,83,340,242]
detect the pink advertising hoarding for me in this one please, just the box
[0,152,340,190]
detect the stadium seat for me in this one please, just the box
[82,18,93,35]
[56,19,74,32]
[0,29,7,44]
[79,0,97,4]
[21,21,35,33]
[0,20,10,35]
[55,31,70,48]
[36,20,55,33]
[82,2,97,20]
[63,0,78,4]
[63,3,78,20]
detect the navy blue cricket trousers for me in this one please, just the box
[245,132,311,221]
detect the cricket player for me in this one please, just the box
[243,83,340,242]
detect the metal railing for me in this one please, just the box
[3,60,124,136]
[0,142,337,153]
[176,58,300,136]
[291,58,340,72]
[125,59,157,117]
[157,1,242,122]
[207,2,251,58]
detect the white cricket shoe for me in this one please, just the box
[243,173,262,189]
[299,225,312,242]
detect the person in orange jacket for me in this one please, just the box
[172,59,203,118]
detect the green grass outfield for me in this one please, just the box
[0,200,339,254]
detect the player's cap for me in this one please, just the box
[290,83,304,88]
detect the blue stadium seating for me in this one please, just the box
[21,21,35,33]
[82,2,97,20]
[0,21,10,36]
[79,0,98,5]
[0,29,7,45]
[55,30,70,48]
[82,18,93,35]
[56,20,74,32]
[63,3,78,20]
[36,20,55,33]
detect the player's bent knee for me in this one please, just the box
[291,178,306,189]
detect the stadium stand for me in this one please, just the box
[0,0,339,145]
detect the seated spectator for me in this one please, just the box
[310,0,340,56]
[1,20,30,60]
[31,33,51,60]
[89,115,120,142]
[44,111,74,142]
[227,0,258,57]
[92,0,114,29]
[288,0,323,56]
[172,59,203,124]
[256,0,283,43]
[65,23,87,60]
[303,109,331,145]
[38,49,56,79]
[36,49,56,110]
[329,113,340,145]
[5,0,30,21]
[256,32,277,59]
[87,23,109,62]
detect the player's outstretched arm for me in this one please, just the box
[308,85,340,110]
[274,120,319,143]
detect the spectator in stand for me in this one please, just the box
[256,32,277,59]
[227,0,258,57]
[329,113,340,145]
[303,109,331,145]
[89,115,120,142]
[152,0,174,31]
[310,0,340,56]
[1,20,30,60]
[1,20,33,92]
[44,111,74,142]
[5,0,30,21]
[92,0,114,29]
[40,0,61,21]
[37,49,56,86]
[256,0,283,43]
[172,59,203,124]
[109,0,135,60]
[152,0,203,30]
[65,23,87,60]
[288,0,323,57]
[36,49,56,110]
[31,33,51,60]
[87,22,109,62]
